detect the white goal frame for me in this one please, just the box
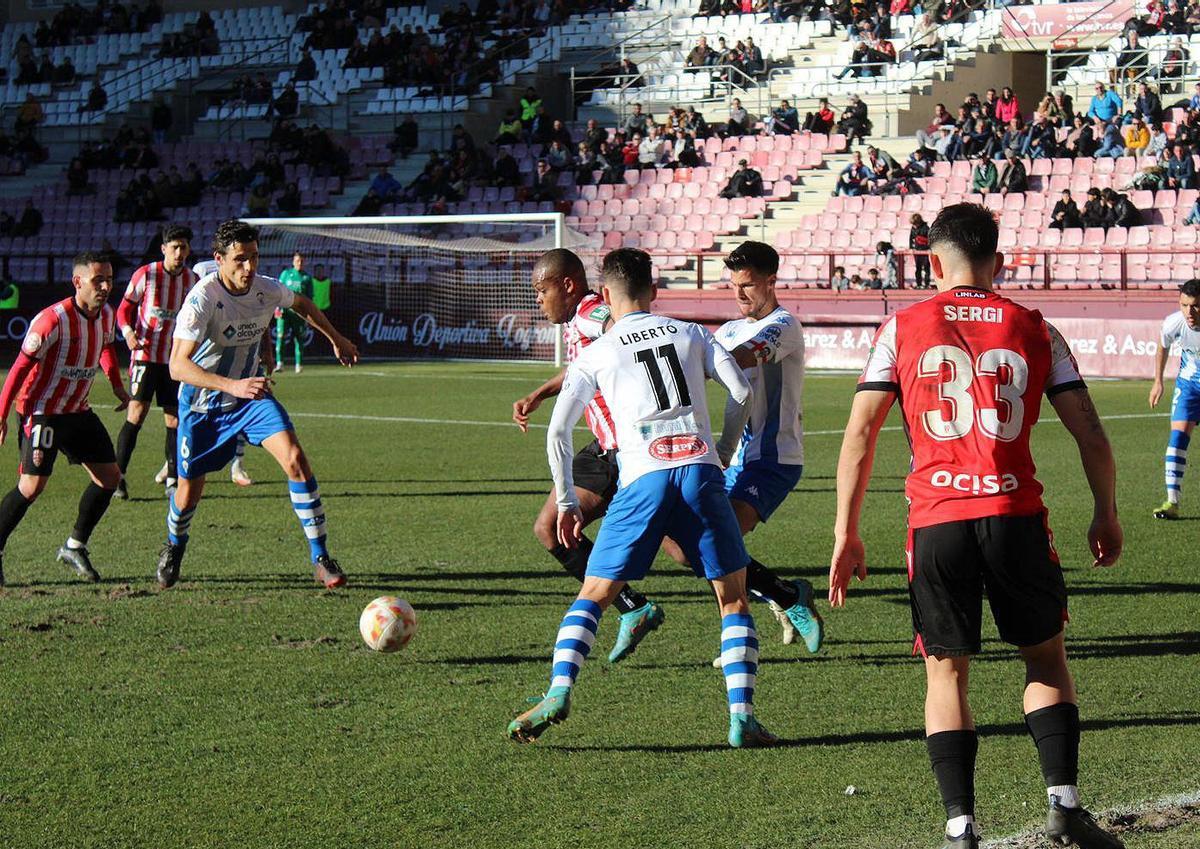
[246,212,568,365]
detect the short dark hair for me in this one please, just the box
[73,250,110,269]
[928,203,998,263]
[600,248,654,298]
[533,248,586,284]
[212,219,259,255]
[1181,279,1200,298]
[725,241,779,276]
[161,224,193,245]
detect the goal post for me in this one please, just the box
[245,213,590,366]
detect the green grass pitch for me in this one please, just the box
[0,362,1197,849]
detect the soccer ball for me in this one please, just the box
[358,596,417,652]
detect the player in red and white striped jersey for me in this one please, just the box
[829,205,1123,849]
[113,224,197,499]
[0,252,131,586]
[512,249,665,662]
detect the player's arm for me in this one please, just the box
[116,297,145,351]
[289,293,358,366]
[546,364,597,548]
[169,337,272,401]
[513,368,566,432]
[707,342,753,466]
[1050,386,1122,568]
[1150,339,1170,407]
[0,352,37,446]
[99,343,130,411]
[829,388,895,607]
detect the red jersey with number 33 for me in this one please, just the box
[857,287,1084,528]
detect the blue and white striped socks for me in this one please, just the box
[1166,430,1190,504]
[288,478,328,562]
[167,497,195,548]
[720,613,759,717]
[550,599,602,692]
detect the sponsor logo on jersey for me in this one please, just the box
[588,305,610,321]
[649,434,707,461]
[930,470,1020,495]
[149,307,178,321]
[22,330,43,354]
[954,290,988,299]
[57,366,97,380]
[223,324,237,339]
[32,449,44,467]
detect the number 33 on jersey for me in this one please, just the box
[857,287,1086,527]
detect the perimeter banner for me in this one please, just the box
[999,0,1136,49]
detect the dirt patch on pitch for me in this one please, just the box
[272,634,338,650]
[106,583,153,600]
[984,801,1200,848]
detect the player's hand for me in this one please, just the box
[1088,512,1123,568]
[1149,380,1164,408]
[113,387,131,412]
[828,532,868,608]
[512,394,541,432]
[332,334,358,367]
[124,332,146,351]
[557,506,584,549]
[231,376,274,400]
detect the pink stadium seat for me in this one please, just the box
[1050,158,1072,175]
[1180,189,1199,208]
[1061,228,1084,247]
[1030,159,1052,177]
[932,161,952,179]
[603,231,622,249]
[1115,158,1136,175]
[1128,227,1150,247]
[827,196,846,212]
[1131,190,1154,210]
[1083,228,1106,246]
[882,195,903,213]
[1104,228,1128,247]
[613,214,633,231]
[659,230,678,250]
[792,229,813,248]
[1002,193,1025,211]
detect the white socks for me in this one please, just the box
[1049,785,1080,809]
[946,815,976,838]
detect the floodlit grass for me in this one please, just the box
[0,363,1196,848]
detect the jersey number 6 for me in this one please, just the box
[919,345,1029,443]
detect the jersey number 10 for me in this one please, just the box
[636,344,692,412]
[920,345,1029,443]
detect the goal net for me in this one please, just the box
[245,213,598,365]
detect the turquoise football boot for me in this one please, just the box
[607,602,664,663]
[507,686,571,743]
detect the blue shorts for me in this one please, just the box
[177,397,293,479]
[588,464,750,582]
[1171,381,1200,424]
[724,461,803,522]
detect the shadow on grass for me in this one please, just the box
[548,712,1200,754]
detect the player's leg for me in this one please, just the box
[532,440,663,662]
[0,448,50,585]
[162,407,179,491]
[275,315,286,369]
[1156,387,1197,517]
[981,513,1123,849]
[291,314,305,373]
[113,363,155,499]
[509,471,670,742]
[910,520,985,847]
[672,464,776,747]
[46,411,120,581]
[230,435,253,486]
[257,415,344,588]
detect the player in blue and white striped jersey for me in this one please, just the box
[1150,279,1200,519]
[155,219,358,589]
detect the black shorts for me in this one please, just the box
[129,361,179,409]
[18,410,117,476]
[572,439,619,499]
[908,512,1068,657]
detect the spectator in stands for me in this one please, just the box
[494,110,522,145]
[1063,115,1096,159]
[831,266,849,291]
[269,82,299,119]
[545,139,573,173]
[683,106,709,139]
[743,36,765,76]
[908,13,944,62]
[65,157,92,196]
[1135,82,1163,124]
[637,127,666,168]
[726,98,750,137]
[995,117,1025,160]
[972,153,999,194]
[353,189,383,216]
[994,87,1020,125]
[803,98,836,134]
[277,182,303,216]
[915,103,955,151]
[1049,189,1082,230]
[520,87,542,124]
[625,103,652,137]
[527,105,554,146]
[597,140,624,184]
[528,159,559,203]
[369,166,404,202]
[838,94,871,145]
[1107,189,1143,227]
[1156,37,1188,93]
[765,99,799,135]
[1147,122,1170,159]
[998,151,1027,196]
[575,141,599,186]
[863,268,883,289]
[296,49,318,82]
[1095,117,1125,158]
[909,214,931,287]
[876,241,898,288]
[1123,118,1151,156]
[52,55,76,86]
[584,119,608,152]
[982,88,1000,122]
[866,144,898,177]
[1022,113,1057,159]
[834,151,872,196]
[1176,108,1200,149]
[673,129,701,167]
[15,94,44,134]
[1088,83,1123,122]
[1081,188,1106,227]
[492,147,521,187]
[686,36,717,69]
[835,39,875,79]
[1184,196,1200,225]
[720,159,763,198]
[390,115,419,159]
[1116,30,1149,81]
[79,82,108,113]
[1167,143,1197,189]
[961,117,995,159]
[14,200,43,237]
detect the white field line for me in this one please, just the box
[981,790,1200,847]
[289,411,1166,433]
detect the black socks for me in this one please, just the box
[115,421,141,473]
[0,487,33,551]
[165,426,178,479]
[746,558,801,609]
[1025,703,1080,788]
[927,729,979,819]
[72,483,116,545]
